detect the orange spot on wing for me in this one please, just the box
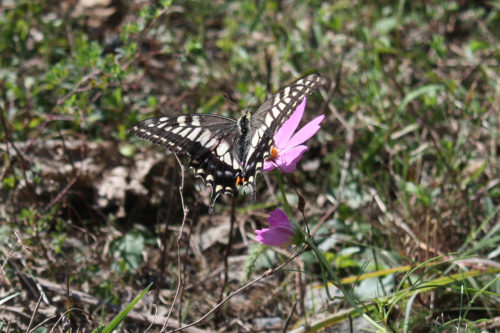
[236,176,245,186]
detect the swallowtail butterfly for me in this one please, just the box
[130,74,327,212]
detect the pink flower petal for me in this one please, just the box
[255,228,292,246]
[284,114,325,149]
[255,208,294,246]
[263,96,324,174]
[267,208,291,228]
[275,145,308,172]
[263,159,277,172]
[274,99,307,148]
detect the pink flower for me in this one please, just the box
[255,208,295,246]
[263,98,325,173]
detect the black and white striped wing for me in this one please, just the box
[130,74,327,213]
[242,74,328,189]
[130,114,242,211]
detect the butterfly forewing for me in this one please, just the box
[241,74,328,191]
[130,114,243,211]
[130,74,327,212]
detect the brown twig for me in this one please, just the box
[310,202,339,237]
[319,71,347,130]
[42,125,83,213]
[338,126,354,198]
[297,257,307,321]
[0,236,17,275]
[65,258,70,314]
[26,294,43,333]
[144,304,158,333]
[22,275,206,332]
[219,196,237,302]
[282,300,297,333]
[163,153,189,332]
[44,176,77,212]
[167,246,306,332]
[48,309,89,333]
[23,70,101,155]
[28,314,58,333]
[156,169,177,301]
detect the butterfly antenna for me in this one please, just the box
[222,93,239,107]
[224,92,254,117]
[265,49,272,95]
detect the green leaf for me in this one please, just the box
[92,283,152,333]
[375,17,398,34]
[430,34,447,57]
[2,176,16,190]
[147,96,157,108]
[110,232,146,271]
[397,84,445,115]
[468,40,490,52]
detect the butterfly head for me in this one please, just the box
[237,113,251,135]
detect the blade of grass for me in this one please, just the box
[92,283,152,333]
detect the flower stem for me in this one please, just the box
[274,170,305,240]
[274,170,292,216]
[304,238,381,328]
[273,170,378,328]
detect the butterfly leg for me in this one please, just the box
[250,184,256,203]
[208,191,221,214]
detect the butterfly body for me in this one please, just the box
[130,74,327,212]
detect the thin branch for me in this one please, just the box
[282,301,297,333]
[23,70,101,154]
[219,196,237,302]
[23,276,205,332]
[44,176,77,212]
[310,202,339,237]
[156,169,177,301]
[167,246,306,332]
[163,153,189,332]
[26,294,43,333]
